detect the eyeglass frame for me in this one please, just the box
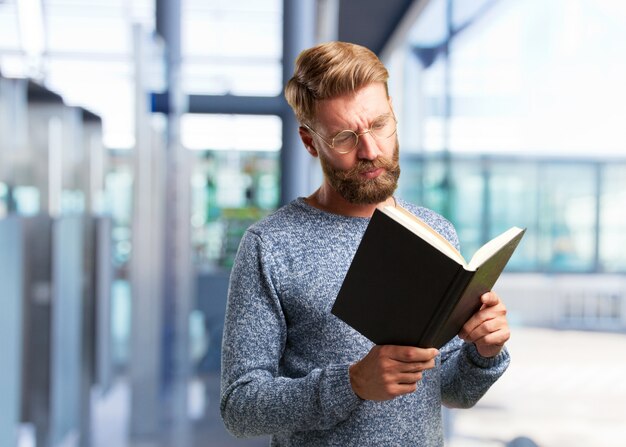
[302,113,398,155]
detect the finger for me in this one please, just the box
[386,346,439,363]
[473,327,510,348]
[395,358,437,373]
[470,305,507,328]
[480,291,500,308]
[460,303,507,339]
[463,316,508,343]
[396,371,424,385]
[459,314,489,340]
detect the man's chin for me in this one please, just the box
[337,182,397,205]
[347,197,389,205]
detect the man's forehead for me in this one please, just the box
[314,84,391,129]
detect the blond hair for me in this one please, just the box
[284,41,389,124]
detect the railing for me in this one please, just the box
[496,273,626,331]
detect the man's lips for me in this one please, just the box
[360,167,384,179]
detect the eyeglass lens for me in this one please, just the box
[332,115,396,151]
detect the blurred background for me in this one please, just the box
[1,0,625,446]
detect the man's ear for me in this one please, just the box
[298,126,319,157]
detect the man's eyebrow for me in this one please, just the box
[328,112,393,134]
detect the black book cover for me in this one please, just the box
[331,209,525,349]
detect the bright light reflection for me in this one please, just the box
[16,0,45,57]
[408,0,626,157]
[181,114,282,151]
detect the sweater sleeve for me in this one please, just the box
[437,217,510,408]
[439,336,510,408]
[220,230,362,438]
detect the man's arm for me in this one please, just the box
[220,231,362,438]
[440,291,511,408]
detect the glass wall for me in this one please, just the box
[402,0,626,158]
[399,155,626,273]
[391,0,626,274]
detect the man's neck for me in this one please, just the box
[305,183,395,218]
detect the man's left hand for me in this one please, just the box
[458,291,510,358]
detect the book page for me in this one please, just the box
[380,205,467,266]
[468,226,525,270]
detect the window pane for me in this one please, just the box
[182,60,281,96]
[190,150,279,269]
[599,164,626,272]
[489,160,539,270]
[448,0,626,156]
[449,159,484,260]
[182,0,282,97]
[538,164,597,272]
[421,56,447,152]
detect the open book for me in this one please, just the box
[331,205,526,349]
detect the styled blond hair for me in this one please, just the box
[284,41,389,124]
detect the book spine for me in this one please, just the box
[418,267,473,348]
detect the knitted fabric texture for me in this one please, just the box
[221,197,510,446]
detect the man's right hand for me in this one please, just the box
[349,345,439,401]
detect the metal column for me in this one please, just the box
[280,0,318,205]
[157,0,193,444]
[130,24,166,441]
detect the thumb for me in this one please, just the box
[481,291,499,307]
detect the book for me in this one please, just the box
[331,205,526,349]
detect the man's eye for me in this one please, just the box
[334,132,355,145]
[372,118,390,130]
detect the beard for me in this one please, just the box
[318,139,401,205]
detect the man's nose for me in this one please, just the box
[356,131,381,161]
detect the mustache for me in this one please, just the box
[338,153,398,179]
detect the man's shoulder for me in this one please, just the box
[246,198,309,238]
[397,199,459,247]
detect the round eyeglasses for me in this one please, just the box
[303,114,398,154]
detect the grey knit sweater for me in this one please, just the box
[221,197,510,446]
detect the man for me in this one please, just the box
[220,41,510,446]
